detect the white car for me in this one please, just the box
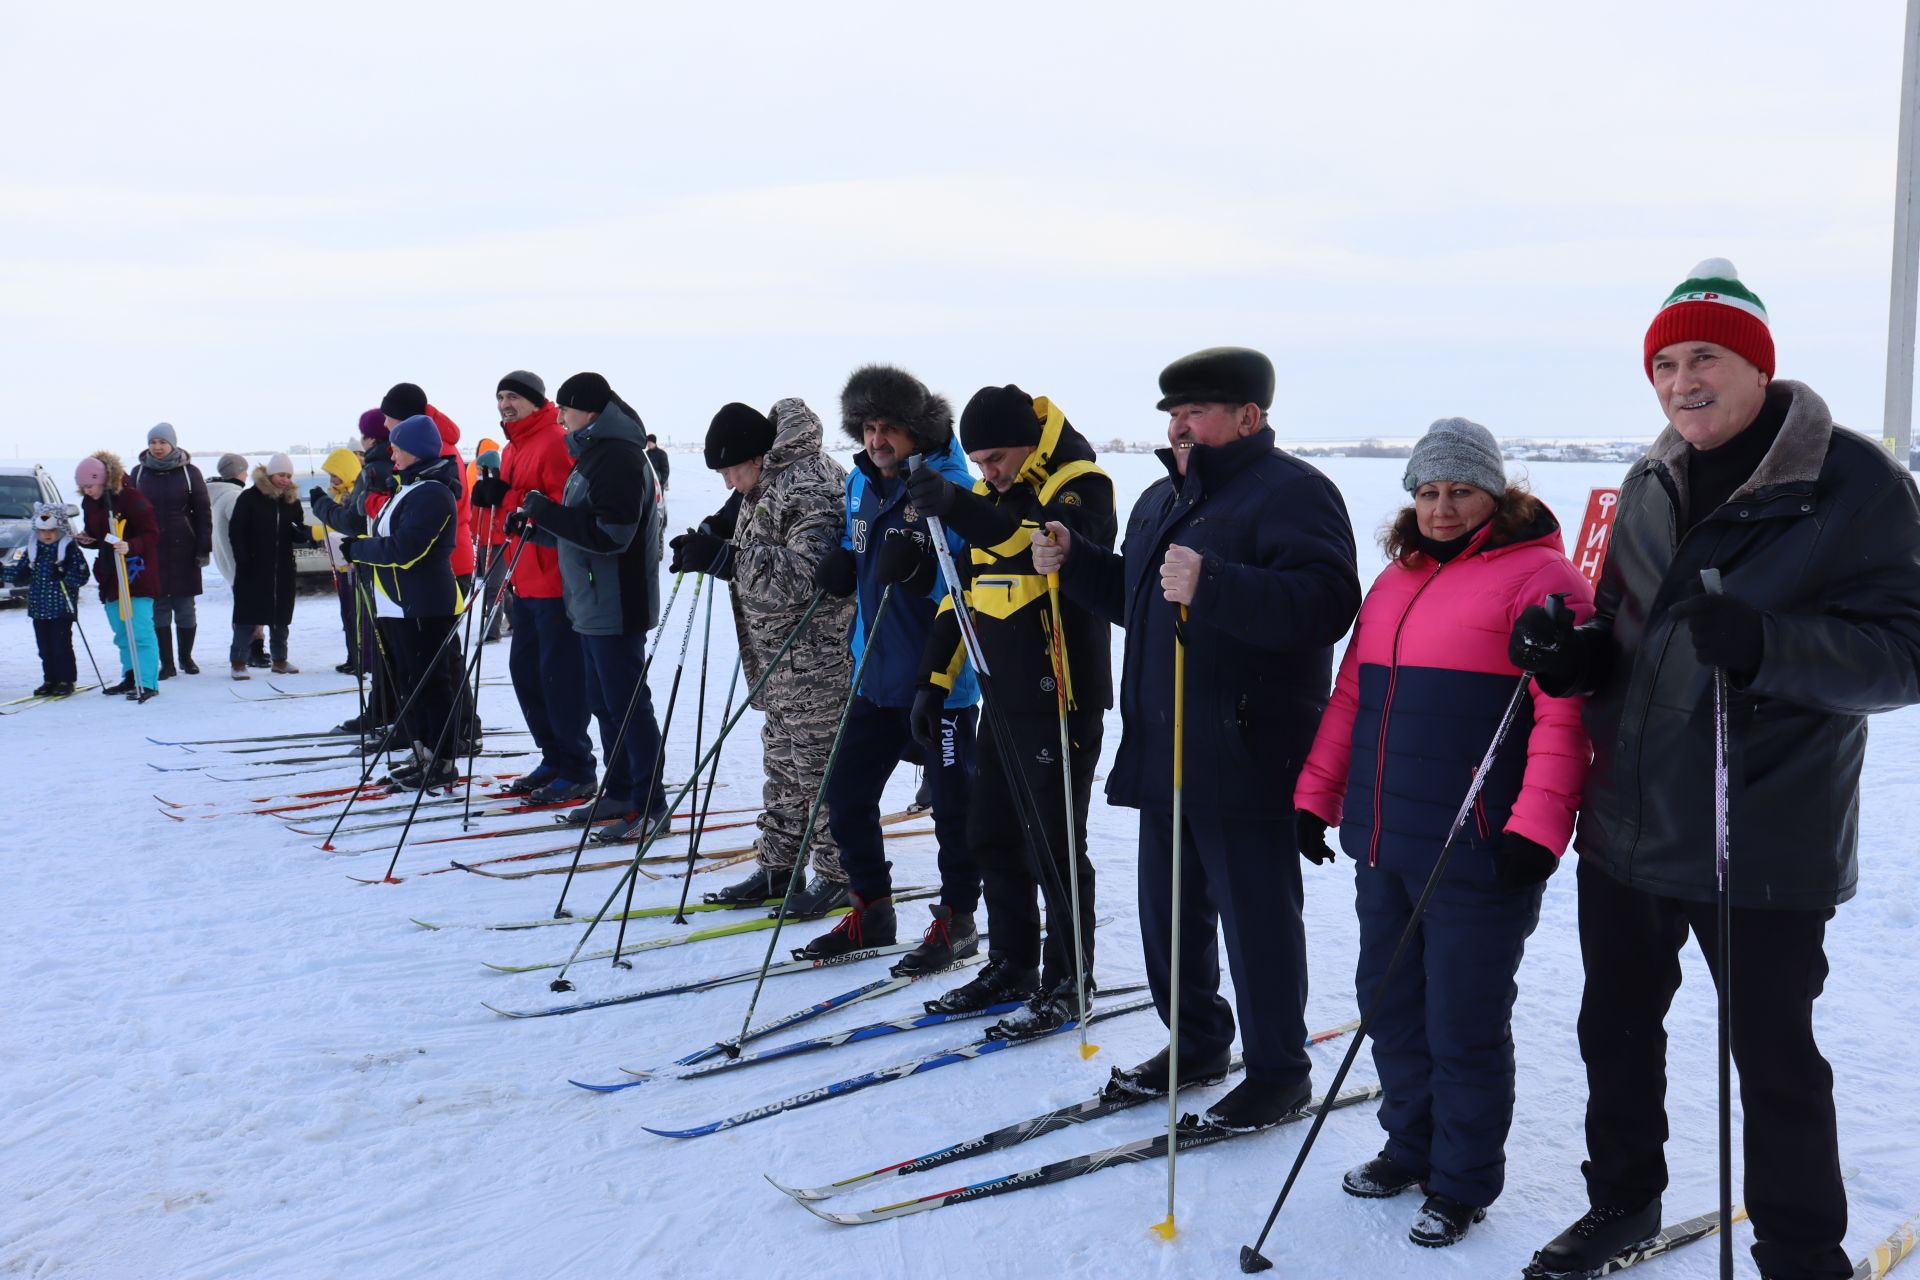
[0,465,80,605]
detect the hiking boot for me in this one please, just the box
[529,778,598,806]
[924,955,1041,1015]
[889,905,979,976]
[986,974,1088,1040]
[794,895,895,960]
[1106,1044,1233,1099]
[103,673,135,695]
[1410,1193,1487,1248]
[702,865,787,907]
[1343,1152,1424,1199]
[782,875,851,920]
[1200,1076,1312,1132]
[272,660,300,675]
[560,794,629,825]
[1524,1201,1663,1278]
[230,664,250,681]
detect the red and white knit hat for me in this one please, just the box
[1642,257,1773,380]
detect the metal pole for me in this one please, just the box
[1885,0,1920,466]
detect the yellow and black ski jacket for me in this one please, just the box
[916,398,1116,712]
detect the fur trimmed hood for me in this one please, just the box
[839,364,953,454]
[251,465,302,503]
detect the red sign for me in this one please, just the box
[1573,488,1620,588]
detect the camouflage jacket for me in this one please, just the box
[729,398,855,702]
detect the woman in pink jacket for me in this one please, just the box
[1293,418,1594,1248]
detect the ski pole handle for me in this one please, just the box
[1542,590,1570,622]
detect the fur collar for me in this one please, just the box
[1644,379,1833,510]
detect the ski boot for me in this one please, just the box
[498,767,556,798]
[1106,1044,1232,1100]
[103,672,135,695]
[50,682,75,696]
[1343,1152,1424,1199]
[1200,1076,1311,1132]
[32,682,55,697]
[593,809,668,844]
[703,864,787,907]
[889,904,978,976]
[782,875,851,920]
[529,778,598,806]
[794,895,894,960]
[560,794,629,826]
[985,973,1087,1040]
[1409,1193,1487,1248]
[924,955,1038,1015]
[391,759,456,791]
[1522,1201,1662,1278]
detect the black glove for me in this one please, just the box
[309,486,328,509]
[1508,602,1581,687]
[875,534,937,594]
[904,464,956,519]
[1295,810,1336,866]
[814,546,857,599]
[337,539,358,564]
[669,529,732,578]
[1668,591,1764,680]
[1494,832,1559,890]
[504,509,532,538]
[701,490,744,539]
[909,684,945,749]
[470,475,509,509]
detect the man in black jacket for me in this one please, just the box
[904,385,1116,1024]
[1035,348,1361,1132]
[1511,260,1920,1280]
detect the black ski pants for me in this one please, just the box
[971,707,1100,985]
[1136,804,1310,1087]
[827,696,978,910]
[32,618,77,685]
[390,615,461,760]
[1576,858,1849,1280]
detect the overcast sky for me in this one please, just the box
[3,0,1910,458]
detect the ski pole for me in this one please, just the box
[1045,564,1095,1059]
[56,578,108,689]
[544,591,828,991]
[1701,567,1734,1280]
[725,585,894,1055]
[1155,602,1188,1242]
[372,533,530,880]
[672,645,741,924]
[667,578,719,924]
[609,573,706,966]
[1237,592,1569,1274]
[549,570,689,921]
[461,507,500,831]
[324,535,370,757]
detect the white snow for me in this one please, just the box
[3,452,1915,1279]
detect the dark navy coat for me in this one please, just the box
[350,455,460,619]
[1062,427,1361,820]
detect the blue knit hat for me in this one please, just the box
[389,414,442,461]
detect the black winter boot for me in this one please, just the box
[986,973,1088,1040]
[703,865,787,907]
[248,637,270,668]
[889,905,978,976]
[103,672,135,695]
[1409,1192,1487,1248]
[923,955,1039,1015]
[155,630,176,680]
[1106,1044,1232,1100]
[1201,1076,1312,1132]
[782,875,852,920]
[1342,1152,1424,1198]
[794,895,895,960]
[1523,1201,1663,1278]
[177,626,199,674]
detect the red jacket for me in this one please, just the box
[499,401,570,599]
[82,482,161,602]
[426,404,475,578]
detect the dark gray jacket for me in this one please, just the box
[1565,380,1920,908]
[532,401,662,637]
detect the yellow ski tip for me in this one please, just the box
[1151,1215,1178,1241]
[1079,1042,1100,1060]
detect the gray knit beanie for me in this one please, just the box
[217,452,249,480]
[148,422,178,447]
[1403,417,1505,496]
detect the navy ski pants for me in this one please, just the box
[509,597,596,785]
[827,696,979,910]
[580,630,667,822]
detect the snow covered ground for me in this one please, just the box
[3,449,1915,1280]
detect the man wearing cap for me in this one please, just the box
[1033,347,1360,1131]
[900,385,1115,1019]
[796,364,983,962]
[478,372,600,806]
[514,373,668,841]
[672,399,856,911]
[645,433,671,493]
[339,414,463,789]
[1509,261,1920,1280]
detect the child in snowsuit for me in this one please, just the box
[5,503,92,695]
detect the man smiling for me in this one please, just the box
[1510,260,1920,1280]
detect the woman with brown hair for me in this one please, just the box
[226,453,307,679]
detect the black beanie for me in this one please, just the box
[705,402,776,469]
[381,381,428,420]
[959,384,1042,454]
[556,372,614,415]
[497,370,546,406]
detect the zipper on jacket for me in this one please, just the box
[1368,560,1446,867]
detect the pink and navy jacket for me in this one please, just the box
[1294,507,1595,883]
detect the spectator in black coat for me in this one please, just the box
[226,454,306,678]
[131,422,211,676]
